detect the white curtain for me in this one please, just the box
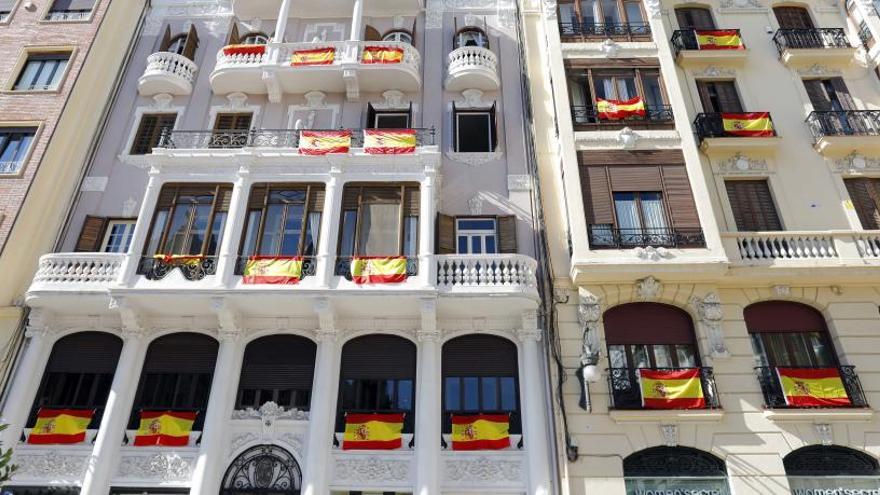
[640,193,667,235]
[359,203,399,255]
[304,212,322,255]
[614,193,641,231]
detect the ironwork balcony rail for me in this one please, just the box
[754,365,868,409]
[607,367,721,410]
[588,226,705,249]
[772,28,851,55]
[571,105,673,127]
[333,256,419,280]
[558,21,651,39]
[157,127,436,150]
[693,112,777,140]
[137,256,218,281]
[671,28,742,55]
[806,110,880,142]
[234,256,317,277]
[45,8,91,21]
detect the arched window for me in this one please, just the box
[236,335,316,410]
[365,25,382,41]
[442,335,520,434]
[785,446,880,492]
[222,444,302,495]
[336,335,417,434]
[624,446,730,495]
[240,32,269,45]
[28,332,123,430]
[166,35,187,55]
[383,29,413,44]
[455,27,489,49]
[129,333,218,431]
[745,301,836,368]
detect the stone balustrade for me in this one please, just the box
[722,231,880,262]
[435,254,538,294]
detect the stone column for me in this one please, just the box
[117,172,163,287]
[418,169,438,287]
[273,0,292,43]
[519,312,552,495]
[81,328,148,495]
[316,172,342,287]
[350,0,364,41]
[414,299,441,495]
[215,170,252,287]
[0,322,53,449]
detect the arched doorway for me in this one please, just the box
[785,445,880,493]
[624,446,730,495]
[221,444,302,495]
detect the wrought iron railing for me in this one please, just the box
[772,28,851,55]
[858,22,874,48]
[805,110,880,142]
[334,256,419,280]
[158,127,436,150]
[558,21,651,39]
[137,256,218,281]
[234,256,317,277]
[588,226,705,249]
[693,112,777,140]
[754,365,868,409]
[571,105,673,127]
[670,29,743,55]
[45,9,91,21]
[607,367,721,410]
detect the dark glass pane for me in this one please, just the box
[340,210,358,256]
[481,377,498,410]
[500,377,517,410]
[456,113,492,152]
[457,236,468,254]
[458,219,496,230]
[463,377,479,411]
[445,378,460,411]
[208,211,227,255]
[341,379,356,408]
[397,380,413,410]
[379,380,394,409]
[240,389,256,407]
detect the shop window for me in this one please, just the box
[624,446,730,495]
[785,445,880,493]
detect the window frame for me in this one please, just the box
[6,49,74,93]
[128,112,179,156]
[0,0,20,24]
[42,0,95,22]
[382,29,413,44]
[557,0,648,30]
[454,27,490,49]
[611,191,669,231]
[143,183,233,257]
[0,125,39,176]
[455,217,499,254]
[336,183,420,257]
[238,183,325,259]
[453,108,495,153]
[567,67,670,124]
[101,218,137,253]
[240,32,270,45]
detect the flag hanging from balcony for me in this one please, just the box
[777,367,851,407]
[342,413,405,450]
[27,408,94,445]
[596,96,646,120]
[133,411,197,447]
[243,256,303,284]
[451,414,511,451]
[153,254,203,266]
[222,44,266,56]
[291,47,336,66]
[363,129,417,154]
[696,30,745,50]
[638,368,706,409]
[721,112,774,137]
[361,45,404,64]
[350,256,408,284]
[299,130,351,155]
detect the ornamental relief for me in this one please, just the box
[444,456,523,483]
[333,457,410,483]
[14,451,89,483]
[115,453,194,482]
[832,152,880,174]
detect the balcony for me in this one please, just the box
[572,104,674,130]
[606,367,722,422]
[558,21,651,41]
[231,0,422,19]
[671,29,748,66]
[755,366,868,409]
[137,52,198,96]
[772,28,856,67]
[211,41,421,101]
[587,226,705,249]
[806,110,880,156]
[435,254,538,297]
[444,46,499,91]
[160,127,436,151]
[693,112,780,155]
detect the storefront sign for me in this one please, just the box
[626,478,730,495]
[788,476,880,495]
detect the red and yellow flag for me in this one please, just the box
[451,414,511,451]
[597,96,646,120]
[721,112,774,137]
[639,368,706,409]
[696,30,744,50]
[243,256,303,284]
[133,411,197,447]
[222,44,266,56]
[361,45,404,64]
[351,256,408,284]
[342,413,404,450]
[154,254,202,266]
[363,129,417,154]
[299,130,351,155]
[291,47,336,66]
[777,367,851,407]
[27,408,94,445]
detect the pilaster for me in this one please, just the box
[518,311,552,495]
[415,298,440,495]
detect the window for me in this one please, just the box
[211,112,253,148]
[236,336,316,410]
[803,78,854,111]
[557,0,649,36]
[773,6,814,29]
[453,104,497,152]
[455,27,489,48]
[696,80,743,113]
[159,24,199,61]
[101,220,136,253]
[45,0,94,21]
[625,447,730,495]
[436,214,517,254]
[13,53,69,91]
[567,68,669,125]
[338,184,420,257]
[785,446,880,494]
[367,103,412,129]
[724,180,782,232]
[0,0,14,22]
[605,303,700,369]
[455,218,498,254]
[241,32,269,45]
[607,192,668,245]
[0,127,36,174]
[845,178,880,230]
[675,7,715,29]
[240,184,324,259]
[144,184,232,257]
[165,35,187,55]
[745,301,837,368]
[383,30,413,44]
[130,113,177,155]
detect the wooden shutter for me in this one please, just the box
[366,103,377,128]
[341,335,416,380]
[725,180,782,231]
[182,24,199,61]
[608,166,662,191]
[773,7,814,29]
[803,79,833,111]
[411,17,418,47]
[227,22,240,45]
[489,102,499,151]
[604,303,696,345]
[365,25,382,41]
[342,186,361,209]
[579,166,614,225]
[248,184,268,209]
[160,25,172,51]
[142,333,218,374]
[404,186,420,216]
[238,336,316,391]
[75,215,108,252]
[216,186,234,211]
[661,165,701,229]
[436,214,456,254]
[307,185,325,212]
[845,178,880,230]
[131,114,158,155]
[214,113,252,131]
[715,81,743,113]
[675,8,715,29]
[443,335,518,376]
[46,332,122,374]
[830,78,856,110]
[744,301,829,334]
[497,215,517,253]
[696,81,716,113]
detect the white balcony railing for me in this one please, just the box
[435,254,538,293]
[32,253,124,286]
[722,231,880,263]
[445,46,500,91]
[215,45,268,70]
[138,52,198,96]
[855,232,880,258]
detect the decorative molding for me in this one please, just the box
[560,41,658,59]
[229,432,259,454]
[773,285,792,297]
[80,176,108,192]
[456,89,490,109]
[444,456,523,483]
[815,423,833,446]
[660,424,678,447]
[832,152,880,174]
[446,150,504,166]
[419,298,438,339]
[122,197,139,217]
[543,0,558,19]
[689,292,730,358]
[797,64,842,77]
[643,0,661,17]
[231,401,309,422]
[332,457,410,483]
[371,90,409,110]
[635,276,662,300]
[279,432,305,456]
[517,311,542,342]
[634,246,673,261]
[577,291,602,363]
[715,153,770,176]
[718,0,766,12]
[115,453,194,482]
[574,129,680,151]
[425,0,444,29]
[467,194,484,215]
[507,175,533,191]
[14,451,89,482]
[142,1,233,36]
[151,93,174,110]
[691,65,736,78]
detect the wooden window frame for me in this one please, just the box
[695,79,744,114]
[144,183,232,257]
[557,0,649,39]
[568,67,670,126]
[337,183,420,257]
[130,112,177,155]
[238,183,324,258]
[100,218,137,253]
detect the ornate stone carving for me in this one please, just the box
[371,90,409,110]
[229,432,259,454]
[599,38,620,57]
[617,127,637,149]
[660,424,678,447]
[151,93,174,110]
[122,197,139,217]
[691,66,736,78]
[797,64,841,77]
[445,456,522,482]
[543,0,558,19]
[457,89,489,109]
[507,175,533,191]
[636,276,662,300]
[716,153,769,175]
[634,246,673,261]
[690,293,729,358]
[773,285,792,297]
[446,150,504,166]
[578,291,602,364]
[815,423,833,446]
[279,433,305,456]
[231,402,310,422]
[467,194,484,215]
[116,453,193,482]
[832,152,880,174]
[14,451,89,482]
[719,0,764,10]
[333,457,410,483]
[302,91,326,108]
[574,129,680,151]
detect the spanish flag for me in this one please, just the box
[351,256,408,284]
[361,45,404,64]
[721,112,774,137]
[154,254,202,266]
[243,256,303,284]
[133,411,197,447]
[777,367,852,407]
[639,368,706,409]
[696,30,744,50]
[222,44,266,56]
[291,47,336,66]
[343,413,404,450]
[27,408,94,444]
[451,414,511,451]
[597,96,646,120]
[299,130,351,155]
[363,129,417,154]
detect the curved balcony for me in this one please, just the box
[211,44,269,95]
[137,52,198,96]
[444,46,500,91]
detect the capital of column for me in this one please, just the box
[211,297,243,333]
[110,296,144,334]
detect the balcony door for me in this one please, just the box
[696,80,743,113]
[803,78,854,112]
[744,301,838,368]
[845,178,880,230]
[675,7,715,29]
[773,6,814,29]
[605,303,700,370]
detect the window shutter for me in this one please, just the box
[214,113,252,131]
[436,214,456,254]
[160,25,172,52]
[695,81,716,113]
[497,215,518,253]
[142,333,218,374]
[248,184,267,209]
[366,103,377,128]
[489,102,499,151]
[131,114,158,155]
[604,303,697,345]
[342,186,361,209]
[579,166,614,225]
[341,335,416,380]
[182,24,199,61]
[411,17,418,47]
[216,186,233,211]
[608,165,662,191]
[404,186,420,216]
[773,7,814,29]
[830,77,856,110]
[157,185,177,207]
[725,180,782,232]
[238,336,316,391]
[45,332,122,374]
[442,335,518,376]
[845,178,880,230]
[660,165,701,229]
[75,216,108,252]
[227,22,240,45]
[715,82,743,113]
[307,185,325,212]
[803,79,832,111]
[365,25,382,41]
[452,102,459,150]
[675,8,715,29]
